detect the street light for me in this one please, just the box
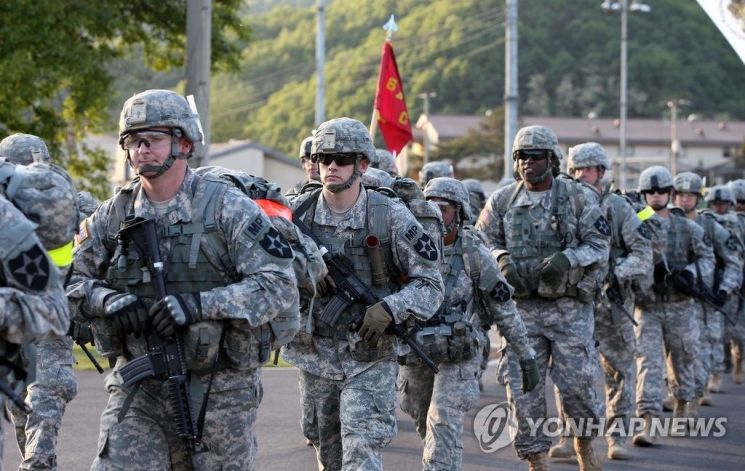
[601,0,651,190]
[418,91,436,165]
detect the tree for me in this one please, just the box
[429,109,505,181]
[0,0,249,198]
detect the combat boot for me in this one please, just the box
[574,437,602,471]
[673,399,689,418]
[548,435,574,458]
[688,399,699,419]
[699,390,712,406]
[734,355,744,384]
[632,414,656,447]
[606,436,630,460]
[707,373,723,393]
[527,452,549,471]
[662,393,675,412]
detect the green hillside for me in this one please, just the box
[122,0,745,157]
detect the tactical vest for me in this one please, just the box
[103,174,281,371]
[496,179,586,297]
[295,188,399,333]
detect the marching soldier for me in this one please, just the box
[477,126,610,471]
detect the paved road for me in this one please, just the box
[4,364,745,470]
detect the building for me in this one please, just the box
[415,114,745,188]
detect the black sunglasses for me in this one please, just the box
[514,149,550,161]
[311,153,358,166]
[642,187,672,195]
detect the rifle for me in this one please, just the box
[115,218,205,455]
[604,276,638,326]
[671,271,735,326]
[292,216,439,373]
[0,356,31,413]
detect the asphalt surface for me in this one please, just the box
[4,363,745,470]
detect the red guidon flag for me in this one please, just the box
[373,41,413,155]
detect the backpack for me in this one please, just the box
[0,159,78,269]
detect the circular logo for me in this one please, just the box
[473,401,518,453]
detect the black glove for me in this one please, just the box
[653,262,668,285]
[520,358,540,393]
[671,269,696,296]
[358,300,393,343]
[498,255,528,295]
[68,319,93,344]
[103,292,149,335]
[715,289,728,307]
[538,252,571,286]
[148,293,202,338]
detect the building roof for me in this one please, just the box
[418,114,745,147]
[209,140,300,167]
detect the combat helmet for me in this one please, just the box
[567,142,609,173]
[419,161,454,187]
[705,185,735,205]
[374,148,399,176]
[638,166,674,192]
[299,136,313,159]
[0,133,51,165]
[311,117,374,192]
[673,172,703,195]
[423,176,471,223]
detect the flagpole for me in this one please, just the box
[371,15,399,141]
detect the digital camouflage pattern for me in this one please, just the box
[283,184,443,470]
[512,125,564,159]
[0,133,51,165]
[10,335,77,470]
[374,148,399,176]
[475,176,609,459]
[0,196,70,470]
[673,172,704,195]
[77,191,100,220]
[566,142,610,171]
[119,89,202,143]
[638,166,674,191]
[461,178,486,224]
[398,228,534,469]
[67,167,297,469]
[635,213,714,417]
[311,118,375,162]
[419,161,454,187]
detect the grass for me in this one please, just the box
[72,344,293,371]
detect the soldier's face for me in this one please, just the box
[709,201,731,215]
[429,198,456,227]
[302,157,319,181]
[573,166,602,186]
[516,150,550,183]
[643,188,671,210]
[125,127,190,178]
[319,154,368,186]
[673,192,698,212]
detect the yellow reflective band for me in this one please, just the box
[637,206,655,222]
[48,241,74,268]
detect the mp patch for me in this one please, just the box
[637,222,653,240]
[7,244,50,291]
[491,281,512,303]
[594,216,611,236]
[413,233,438,261]
[259,227,293,259]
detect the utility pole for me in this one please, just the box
[504,0,518,181]
[186,0,211,166]
[315,0,326,126]
[667,99,689,176]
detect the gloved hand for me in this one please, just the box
[358,300,393,343]
[653,262,668,284]
[103,292,149,336]
[67,319,93,344]
[538,252,571,286]
[316,275,337,297]
[497,255,528,295]
[149,293,202,338]
[520,358,540,393]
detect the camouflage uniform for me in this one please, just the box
[67,90,298,470]
[77,191,100,219]
[634,167,715,430]
[0,133,79,471]
[462,178,487,225]
[283,118,443,470]
[0,196,71,469]
[398,178,535,470]
[476,127,610,462]
[554,142,653,458]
